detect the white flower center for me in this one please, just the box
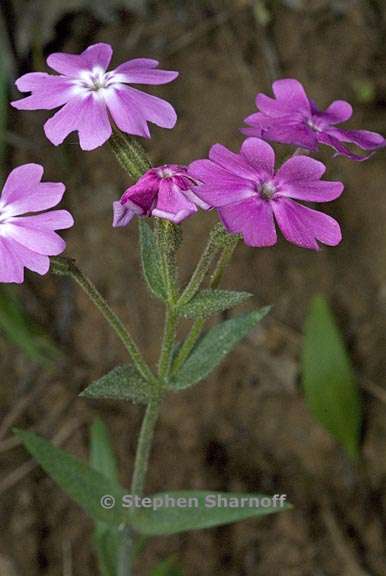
[157,167,174,179]
[0,201,12,224]
[76,67,116,94]
[259,181,277,200]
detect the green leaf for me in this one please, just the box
[90,419,121,576]
[80,365,151,404]
[139,220,166,300]
[171,307,270,390]
[0,286,59,364]
[14,428,125,526]
[177,289,252,319]
[301,295,362,459]
[131,491,290,536]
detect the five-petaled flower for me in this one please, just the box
[0,164,74,283]
[12,43,179,151]
[189,137,343,250]
[242,79,384,161]
[113,164,209,227]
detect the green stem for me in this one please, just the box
[172,237,239,374]
[109,129,151,179]
[130,397,162,495]
[158,306,178,380]
[51,258,157,386]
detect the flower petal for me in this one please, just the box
[188,160,255,207]
[219,198,277,247]
[11,73,75,110]
[0,237,24,283]
[322,100,352,124]
[328,128,384,150]
[276,180,344,203]
[44,94,112,150]
[113,65,178,85]
[316,132,371,161]
[105,88,150,138]
[272,79,311,113]
[276,155,326,183]
[4,222,66,255]
[209,144,259,180]
[272,198,341,249]
[5,238,50,275]
[14,210,74,230]
[113,201,136,228]
[6,183,65,216]
[152,180,197,223]
[240,138,275,177]
[115,86,177,130]
[1,164,43,205]
[81,43,113,71]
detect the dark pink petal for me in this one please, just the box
[113,66,178,85]
[328,127,384,150]
[105,89,150,138]
[0,238,24,283]
[219,198,277,247]
[152,180,197,223]
[276,180,343,203]
[81,43,113,71]
[5,238,50,275]
[209,144,260,180]
[117,86,177,129]
[1,164,43,205]
[112,201,136,228]
[44,95,112,150]
[272,198,341,249]
[188,160,255,207]
[5,223,66,255]
[260,121,318,150]
[316,132,371,161]
[6,183,65,216]
[321,100,352,124]
[272,79,311,113]
[240,138,275,177]
[275,155,326,183]
[15,210,74,230]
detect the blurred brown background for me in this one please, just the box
[1,0,386,574]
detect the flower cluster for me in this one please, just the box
[3,43,384,283]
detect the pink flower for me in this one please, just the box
[189,138,344,250]
[12,43,179,151]
[242,79,384,161]
[0,164,74,283]
[113,164,209,226]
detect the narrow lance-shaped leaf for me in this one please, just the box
[301,295,362,459]
[138,220,166,300]
[14,429,125,526]
[131,491,290,536]
[171,307,270,390]
[90,419,121,576]
[177,289,253,319]
[81,365,151,404]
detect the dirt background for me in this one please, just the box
[1,0,386,574]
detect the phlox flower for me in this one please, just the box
[113,164,209,226]
[189,137,343,250]
[12,43,179,151]
[0,164,73,283]
[242,79,384,161]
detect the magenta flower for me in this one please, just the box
[242,79,384,161]
[113,164,209,226]
[189,138,344,250]
[0,164,74,283]
[12,43,179,151]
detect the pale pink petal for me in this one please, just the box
[275,155,326,183]
[14,210,74,230]
[1,164,43,205]
[81,43,113,71]
[272,198,341,249]
[6,239,50,275]
[5,223,66,255]
[152,180,197,223]
[112,201,136,228]
[6,183,65,216]
[114,58,159,72]
[209,144,259,180]
[240,138,275,177]
[0,237,24,283]
[11,73,74,110]
[114,86,177,130]
[219,198,277,247]
[113,67,178,85]
[47,52,88,76]
[105,88,150,138]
